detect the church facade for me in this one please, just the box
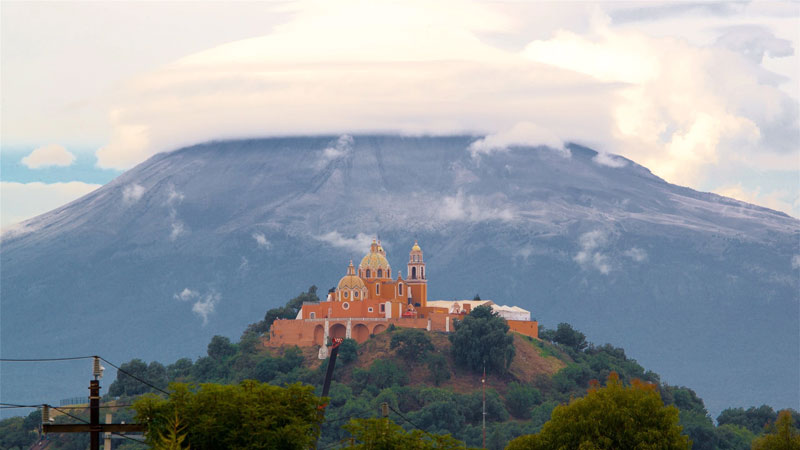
[267,240,538,355]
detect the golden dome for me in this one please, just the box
[338,274,366,291]
[360,250,391,271]
[411,240,421,252]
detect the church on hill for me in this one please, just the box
[267,239,538,356]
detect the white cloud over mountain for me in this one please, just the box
[2,1,797,216]
[21,144,76,169]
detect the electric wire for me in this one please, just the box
[387,405,425,432]
[1,403,132,410]
[48,405,145,445]
[1,354,170,395]
[98,356,170,395]
[0,356,95,362]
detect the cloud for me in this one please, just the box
[173,288,220,325]
[6,0,784,216]
[574,230,612,274]
[165,185,186,240]
[21,144,76,169]
[438,190,515,222]
[173,288,198,301]
[593,152,628,168]
[192,291,220,325]
[0,181,101,230]
[714,25,794,64]
[522,16,795,188]
[793,255,800,270]
[315,231,373,253]
[122,183,145,204]
[315,135,354,169]
[468,122,566,158]
[624,247,648,262]
[252,232,271,249]
[714,184,797,216]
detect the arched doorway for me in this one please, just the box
[313,325,325,346]
[372,323,387,335]
[352,323,370,343]
[330,323,347,340]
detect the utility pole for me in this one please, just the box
[315,338,344,450]
[104,413,112,450]
[482,361,486,449]
[42,357,144,450]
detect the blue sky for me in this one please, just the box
[1,1,798,229]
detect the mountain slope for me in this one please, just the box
[1,135,797,417]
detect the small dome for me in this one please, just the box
[338,274,366,291]
[411,240,421,252]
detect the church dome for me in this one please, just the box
[338,274,366,291]
[360,252,390,271]
[338,260,367,291]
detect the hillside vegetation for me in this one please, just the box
[2,288,798,449]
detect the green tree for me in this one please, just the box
[154,412,190,450]
[449,305,515,374]
[552,322,587,352]
[167,358,194,381]
[352,359,408,391]
[718,405,778,435]
[342,417,467,449]
[109,358,151,396]
[0,414,37,450]
[426,353,451,386]
[338,338,359,364]
[206,335,237,360]
[133,380,325,450]
[751,410,800,450]
[507,372,690,450]
[505,382,542,419]
[715,424,755,450]
[391,328,434,361]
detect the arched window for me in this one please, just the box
[398,284,403,295]
[366,269,371,278]
[344,291,349,298]
[376,284,380,295]
[377,269,383,278]
[412,267,417,279]
[354,291,359,298]
[309,312,316,319]
[421,267,424,279]
[388,269,391,278]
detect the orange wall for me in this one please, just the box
[507,320,539,339]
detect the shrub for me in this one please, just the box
[390,328,434,361]
[505,382,542,419]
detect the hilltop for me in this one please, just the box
[3,301,795,449]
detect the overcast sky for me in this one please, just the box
[1,0,798,228]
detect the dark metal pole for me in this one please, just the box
[321,339,342,399]
[89,380,100,450]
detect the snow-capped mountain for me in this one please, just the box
[2,135,797,417]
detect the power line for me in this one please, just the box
[387,405,425,433]
[1,354,170,396]
[0,356,95,362]
[98,356,169,395]
[49,405,144,445]
[0,403,132,410]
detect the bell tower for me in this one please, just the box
[406,240,427,307]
